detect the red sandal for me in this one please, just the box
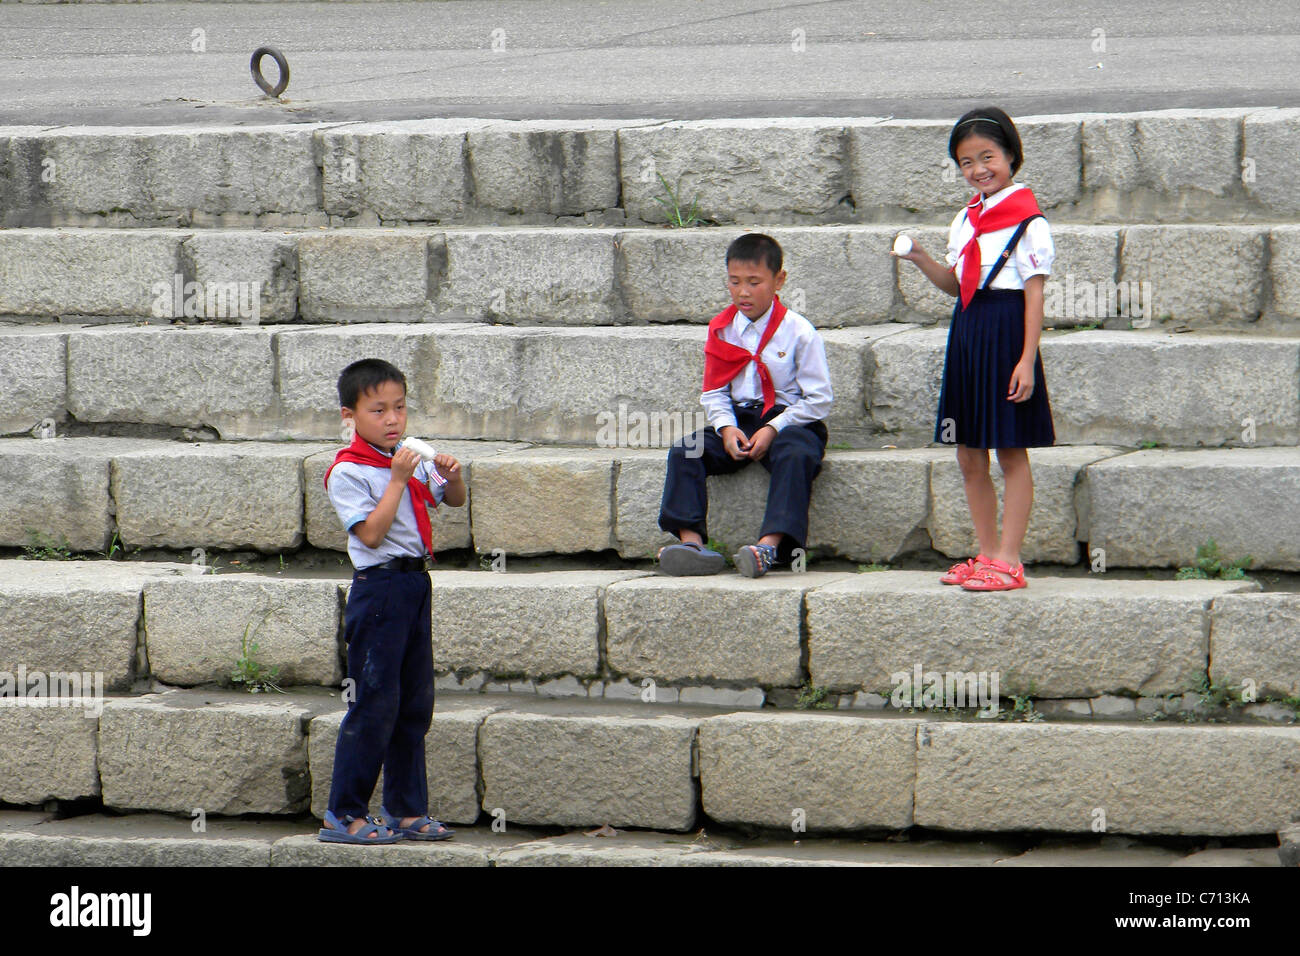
[961,558,1027,591]
[940,554,991,585]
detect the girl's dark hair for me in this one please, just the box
[948,106,1024,174]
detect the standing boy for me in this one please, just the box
[319,358,466,844]
[657,233,833,578]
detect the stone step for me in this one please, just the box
[2,689,1298,837]
[2,438,1296,570]
[3,560,1295,706]
[2,110,1296,229]
[1,223,1298,330]
[4,322,1298,449]
[0,810,1281,867]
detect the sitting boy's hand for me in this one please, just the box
[719,426,748,461]
[432,452,461,479]
[743,425,778,461]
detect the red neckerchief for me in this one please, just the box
[702,296,788,413]
[957,187,1042,308]
[324,433,436,559]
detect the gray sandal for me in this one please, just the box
[318,810,400,845]
[381,806,455,842]
[657,542,726,576]
[734,543,779,579]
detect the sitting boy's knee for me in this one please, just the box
[677,429,706,459]
[668,430,707,465]
[770,431,822,463]
[777,447,820,470]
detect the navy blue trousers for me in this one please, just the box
[327,566,434,820]
[657,403,828,562]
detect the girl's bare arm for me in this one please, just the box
[896,244,960,297]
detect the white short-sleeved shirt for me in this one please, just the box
[326,442,446,569]
[946,182,1054,290]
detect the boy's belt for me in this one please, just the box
[367,556,433,572]
[735,399,788,415]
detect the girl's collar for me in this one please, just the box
[979,181,1022,208]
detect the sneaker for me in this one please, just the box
[734,543,778,578]
[657,542,726,576]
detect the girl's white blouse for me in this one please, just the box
[946,182,1055,290]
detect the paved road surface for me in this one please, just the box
[0,1,1297,125]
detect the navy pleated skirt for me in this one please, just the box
[933,288,1056,449]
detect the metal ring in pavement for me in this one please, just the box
[250,46,290,98]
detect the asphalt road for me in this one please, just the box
[0,0,1297,126]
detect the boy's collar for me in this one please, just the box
[363,438,393,458]
[734,300,776,328]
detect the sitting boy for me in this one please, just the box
[319,358,466,844]
[656,233,833,578]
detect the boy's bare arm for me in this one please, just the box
[352,447,420,548]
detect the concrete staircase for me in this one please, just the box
[3,437,1298,568]
[2,109,1298,860]
[4,681,1299,843]
[1,557,1298,850]
[3,111,1299,229]
[0,559,1292,703]
[1,809,1283,868]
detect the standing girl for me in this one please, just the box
[895,106,1056,591]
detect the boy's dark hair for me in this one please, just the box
[949,106,1024,174]
[726,233,783,275]
[338,358,407,409]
